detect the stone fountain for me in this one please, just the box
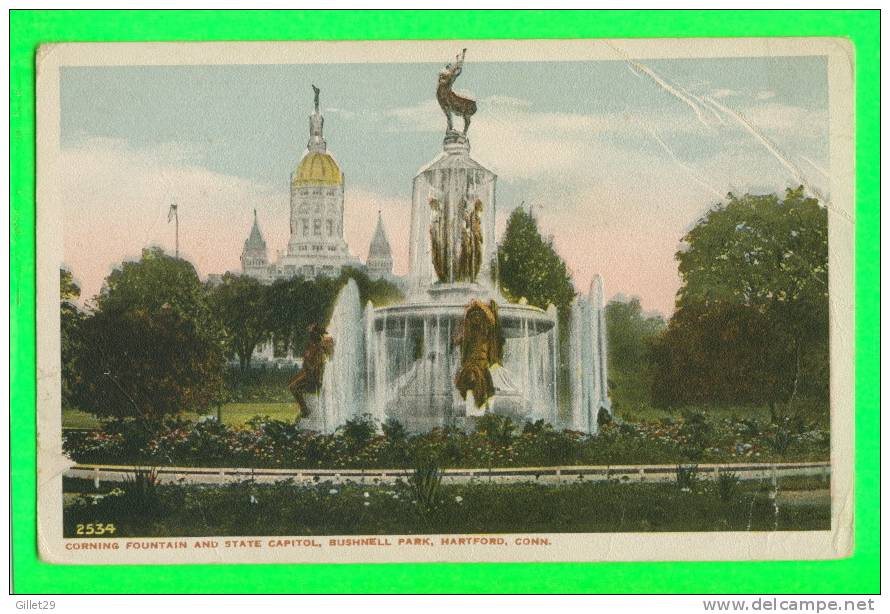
[303,50,610,434]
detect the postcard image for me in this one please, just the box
[36,38,854,564]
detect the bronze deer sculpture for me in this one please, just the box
[437,49,477,135]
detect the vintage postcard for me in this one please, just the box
[36,38,854,565]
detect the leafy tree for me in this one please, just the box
[604,297,665,409]
[652,187,829,421]
[60,268,83,408]
[96,246,218,339]
[340,266,404,309]
[72,249,225,420]
[265,268,403,357]
[209,273,269,371]
[497,207,576,319]
[266,276,339,357]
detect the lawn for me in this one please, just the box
[619,404,776,425]
[62,402,295,430]
[62,475,830,537]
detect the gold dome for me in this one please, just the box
[293,152,342,186]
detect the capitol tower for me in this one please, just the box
[241,86,370,282]
[279,85,357,278]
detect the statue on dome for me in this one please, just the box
[456,198,484,282]
[307,85,326,152]
[437,48,477,135]
[454,299,504,408]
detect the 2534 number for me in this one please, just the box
[75,522,116,536]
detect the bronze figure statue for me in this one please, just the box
[456,198,483,282]
[437,49,477,135]
[454,299,504,408]
[429,197,450,282]
[287,323,334,417]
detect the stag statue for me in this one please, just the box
[437,49,477,135]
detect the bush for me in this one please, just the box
[339,414,377,453]
[678,411,713,461]
[410,456,443,514]
[63,411,829,470]
[476,414,516,447]
[716,471,740,502]
[676,464,698,491]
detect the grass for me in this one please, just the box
[62,476,830,537]
[213,403,295,426]
[62,402,295,430]
[619,404,776,425]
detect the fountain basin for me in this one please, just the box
[365,298,559,432]
[372,300,555,338]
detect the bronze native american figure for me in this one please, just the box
[454,300,504,408]
[437,49,477,135]
[287,323,334,417]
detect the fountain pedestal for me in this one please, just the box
[363,135,560,432]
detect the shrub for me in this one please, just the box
[766,418,795,454]
[676,464,698,491]
[339,414,377,453]
[381,419,410,466]
[122,467,162,516]
[476,414,516,447]
[410,456,443,514]
[716,471,740,502]
[678,412,713,461]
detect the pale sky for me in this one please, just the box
[60,55,829,316]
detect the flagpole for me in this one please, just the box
[168,203,179,258]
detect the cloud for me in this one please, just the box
[376,88,828,315]
[61,137,418,305]
[62,86,829,318]
[711,88,739,99]
[61,138,284,303]
[755,90,776,100]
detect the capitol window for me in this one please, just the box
[302,218,310,235]
[326,220,333,236]
[313,219,321,235]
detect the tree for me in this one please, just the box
[652,187,829,420]
[71,249,225,420]
[209,273,269,371]
[340,267,404,310]
[604,298,665,409]
[266,276,339,357]
[96,246,217,339]
[60,268,83,408]
[265,268,403,357]
[497,207,576,319]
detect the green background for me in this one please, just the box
[10,10,880,594]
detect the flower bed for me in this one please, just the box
[62,412,830,469]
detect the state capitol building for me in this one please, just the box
[238,86,396,285]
